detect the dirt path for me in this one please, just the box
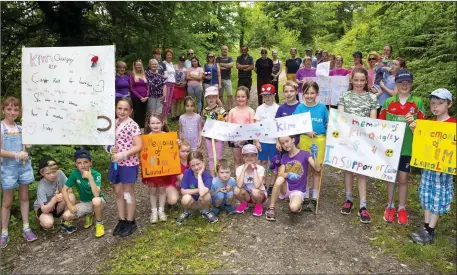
[4,74,424,274]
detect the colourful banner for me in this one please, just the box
[410,120,456,175]
[201,112,313,141]
[324,109,406,182]
[141,132,181,178]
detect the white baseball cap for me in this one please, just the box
[205,86,219,97]
[429,88,452,101]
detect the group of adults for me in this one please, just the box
[115,43,402,128]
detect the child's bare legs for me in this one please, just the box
[166,186,179,205]
[312,169,321,200]
[171,99,179,118]
[114,184,126,220]
[232,147,242,169]
[92,197,104,221]
[19,184,31,226]
[397,171,408,209]
[259,160,269,185]
[289,196,303,213]
[1,190,14,232]
[158,187,167,221]
[251,189,264,204]
[357,175,367,208]
[234,187,250,202]
[123,184,136,221]
[344,170,354,201]
[40,194,75,229]
[149,187,157,210]
[269,176,287,209]
[181,195,196,211]
[197,193,212,210]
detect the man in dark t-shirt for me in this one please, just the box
[236,45,254,91]
[216,45,234,110]
[285,48,302,81]
[255,49,273,106]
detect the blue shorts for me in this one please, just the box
[108,163,138,184]
[1,162,34,190]
[258,143,277,161]
[212,191,234,206]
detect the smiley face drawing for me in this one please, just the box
[332,131,340,138]
[385,149,394,157]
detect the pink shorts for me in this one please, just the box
[279,184,305,201]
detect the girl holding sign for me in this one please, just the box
[293,81,328,212]
[1,97,37,248]
[227,86,256,169]
[107,98,143,237]
[337,68,378,224]
[143,113,179,224]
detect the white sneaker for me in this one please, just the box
[150,211,158,224]
[158,211,167,222]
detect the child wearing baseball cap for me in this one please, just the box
[34,156,73,232]
[378,69,425,225]
[254,84,279,196]
[61,149,106,238]
[409,88,455,244]
[234,144,266,216]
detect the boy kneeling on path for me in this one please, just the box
[34,156,74,231]
[61,149,106,238]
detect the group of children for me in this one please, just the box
[0,66,454,248]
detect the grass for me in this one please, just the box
[99,209,224,274]
[367,174,456,274]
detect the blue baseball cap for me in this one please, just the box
[429,88,452,101]
[395,69,413,83]
[74,149,92,160]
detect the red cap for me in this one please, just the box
[260,84,276,95]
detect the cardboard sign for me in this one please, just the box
[21,45,115,145]
[300,76,349,106]
[410,120,456,175]
[141,132,181,178]
[324,109,406,182]
[202,112,313,141]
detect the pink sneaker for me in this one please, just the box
[253,204,263,216]
[235,202,249,213]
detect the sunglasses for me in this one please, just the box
[208,56,215,58]
[368,57,377,61]
[187,52,194,55]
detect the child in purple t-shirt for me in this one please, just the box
[275,80,300,149]
[265,135,320,221]
[372,59,390,93]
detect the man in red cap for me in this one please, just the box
[254,83,279,196]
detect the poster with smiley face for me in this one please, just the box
[324,109,406,182]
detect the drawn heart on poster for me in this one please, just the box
[142,152,148,161]
[255,132,261,137]
[93,80,105,93]
[24,122,36,135]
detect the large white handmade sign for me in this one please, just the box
[21,45,115,145]
[202,112,313,141]
[300,76,349,106]
[324,109,406,182]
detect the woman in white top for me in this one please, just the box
[161,48,176,119]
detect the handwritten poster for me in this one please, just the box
[202,112,313,141]
[141,132,181,178]
[300,76,349,106]
[21,45,115,145]
[324,109,406,182]
[410,120,456,175]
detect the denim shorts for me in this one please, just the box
[1,162,34,190]
[108,163,139,184]
[212,191,234,205]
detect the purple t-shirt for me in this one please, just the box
[181,169,213,200]
[329,68,350,76]
[115,74,130,99]
[179,113,201,151]
[275,102,300,145]
[295,68,316,94]
[129,74,149,99]
[281,150,311,192]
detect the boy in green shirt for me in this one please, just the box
[61,149,106,238]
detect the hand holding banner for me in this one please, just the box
[201,112,313,141]
[410,120,456,175]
